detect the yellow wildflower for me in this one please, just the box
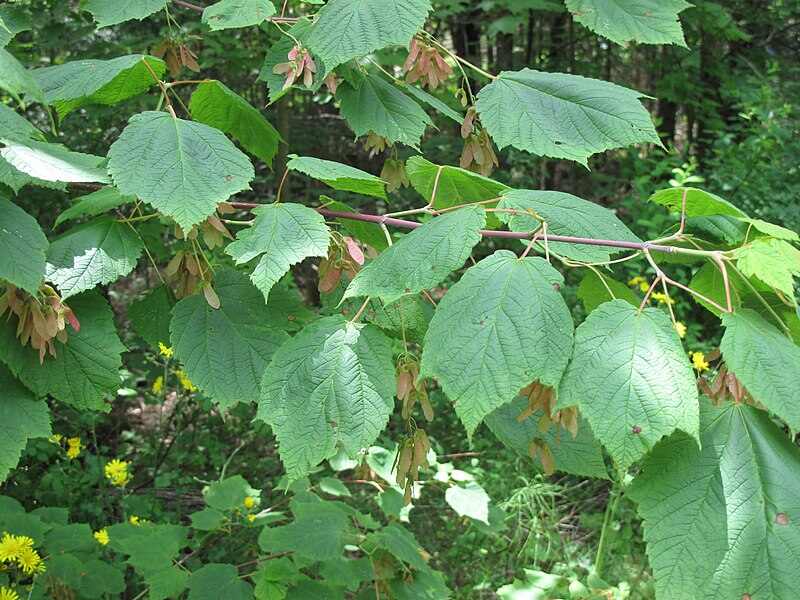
[0,586,19,600]
[16,547,45,574]
[674,321,687,339]
[247,514,256,523]
[176,369,197,393]
[158,342,174,358]
[104,459,131,487]
[0,533,32,563]
[639,282,650,293]
[627,276,646,287]
[151,375,164,394]
[651,292,675,305]
[66,437,81,459]
[691,351,710,372]
[243,496,256,509]
[48,433,63,444]
[129,515,141,526]
[94,529,109,546]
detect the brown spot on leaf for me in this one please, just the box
[632,425,642,434]
[742,594,751,600]
[776,512,789,525]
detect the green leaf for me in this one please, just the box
[720,310,800,429]
[107,523,189,600]
[225,203,330,302]
[0,139,109,183]
[54,187,134,227]
[399,83,464,124]
[405,156,507,228]
[0,364,50,483]
[259,497,354,560]
[319,477,351,497]
[258,315,394,481]
[305,0,432,70]
[170,269,290,409]
[337,74,432,147]
[343,206,486,302]
[557,299,699,469]
[189,508,225,531]
[565,0,691,47]
[202,0,276,30]
[476,69,660,165]
[0,197,47,294]
[485,396,608,479]
[189,80,281,167]
[107,111,254,231]
[33,55,166,118]
[650,186,747,218]
[365,523,429,571]
[498,189,642,262]
[128,286,174,349]
[363,295,433,344]
[0,48,43,102]
[497,569,567,599]
[45,217,144,299]
[445,483,490,524]
[0,292,125,411]
[576,270,639,313]
[0,103,43,142]
[686,214,748,244]
[733,238,800,296]
[739,217,799,241]
[689,261,748,316]
[0,155,67,194]
[0,5,31,48]
[189,564,253,600]
[287,155,386,199]
[204,475,257,512]
[420,250,574,435]
[83,0,166,27]
[78,560,126,599]
[629,399,800,600]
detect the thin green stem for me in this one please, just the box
[594,478,623,578]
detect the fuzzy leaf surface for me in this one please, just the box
[557,299,699,468]
[338,74,432,147]
[0,139,109,183]
[225,203,330,302]
[565,0,691,47]
[629,399,800,600]
[343,206,486,302]
[83,0,165,27]
[720,309,800,429]
[201,0,275,30]
[170,269,290,410]
[475,69,660,165]
[0,198,48,294]
[258,315,394,481]
[0,292,125,411]
[45,217,144,299]
[107,111,254,230]
[421,250,574,435]
[305,0,432,69]
[0,364,51,483]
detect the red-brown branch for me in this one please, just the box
[228,202,685,255]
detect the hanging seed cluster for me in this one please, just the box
[0,285,80,362]
[396,358,433,422]
[394,429,431,505]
